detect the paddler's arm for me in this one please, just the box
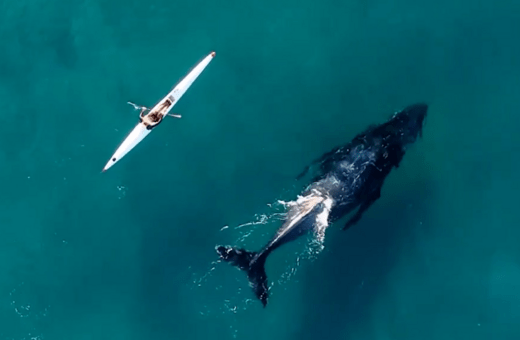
[139,109,146,123]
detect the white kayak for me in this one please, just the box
[102,51,216,172]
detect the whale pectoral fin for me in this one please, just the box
[296,164,312,181]
[296,146,344,180]
[341,189,381,231]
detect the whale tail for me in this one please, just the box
[216,245,269,307]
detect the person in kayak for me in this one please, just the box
[139,105,181,130]
[139,109,162,130]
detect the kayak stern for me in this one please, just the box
[103,123,151,172]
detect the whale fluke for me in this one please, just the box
[216,245,269,307]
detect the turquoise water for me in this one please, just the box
[2,0,520,339]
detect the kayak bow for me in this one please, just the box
[102,51,216,172]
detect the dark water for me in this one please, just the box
[1,0,519,339]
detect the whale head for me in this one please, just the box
[387,103,428,147]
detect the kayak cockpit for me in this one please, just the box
[139,98,175,129]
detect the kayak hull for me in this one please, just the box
[103,123,150,172]
[102,51,215,172]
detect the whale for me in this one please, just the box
[216,103,428,307]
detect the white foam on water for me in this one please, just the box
[275,194,334,286]
[8,281,49,340]
[188,190,335,320]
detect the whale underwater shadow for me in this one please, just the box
[214,102,430,309]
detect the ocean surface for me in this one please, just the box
[1,0,520,339]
